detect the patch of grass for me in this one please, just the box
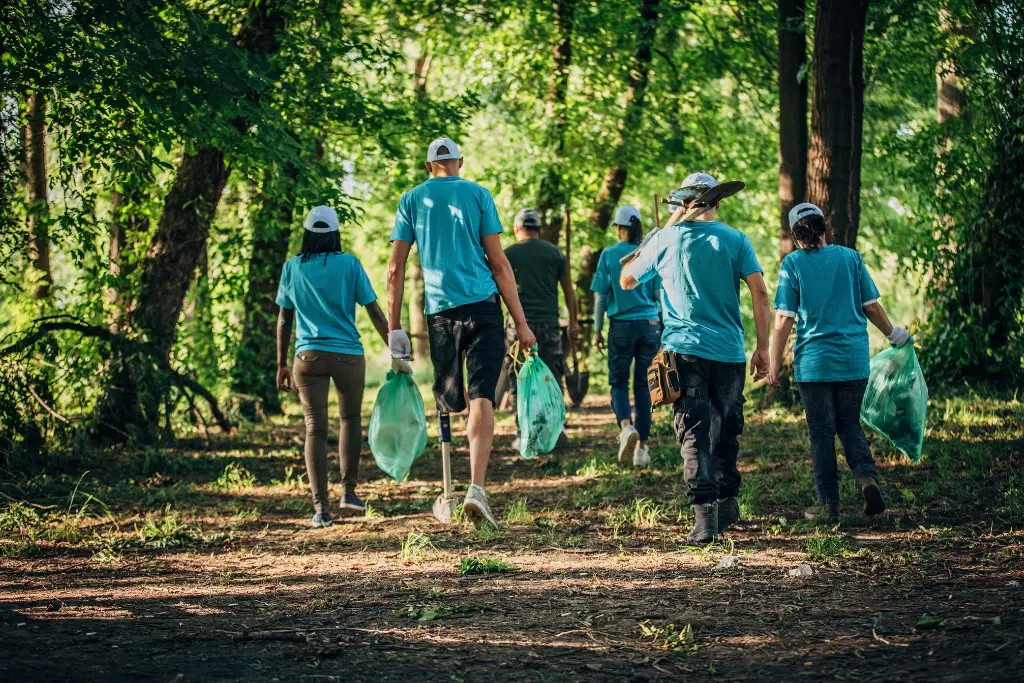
[639,621,697,652]
[364,502,383,519]
[502,497,531,524]
[134,505,203,548]
[0,503,44,537]
[611,498,662,528]
[400,532,436,562]
[395,602,485,622]
[213,463,256,491]
[805,532,848,561]
[458,556,516,575]
[271,465,307,489]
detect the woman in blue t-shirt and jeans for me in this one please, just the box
[768,203,910,522]
[276,206,409,528]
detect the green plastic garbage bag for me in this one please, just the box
[369,370,428,481]
[515,346,566,458]
[860,343,928,462]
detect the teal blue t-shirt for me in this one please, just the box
[390,176,502,315]
[774,245,880,383]
[628,221,763,363]
[275,252,377,355]
[590,241,661,320]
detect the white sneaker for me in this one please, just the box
[463,484,500,530]
[618,424,640,465]
[511,435,521,451]
[633,444,651,468]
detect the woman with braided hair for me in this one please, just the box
[591,205,662,467]
[769,202,910,522]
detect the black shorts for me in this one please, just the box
[427,298,505,414]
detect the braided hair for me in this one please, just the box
[792,214,832,252]
[300,223,342,264]
[625,215,643,244]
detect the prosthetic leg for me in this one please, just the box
[432,413,458,523]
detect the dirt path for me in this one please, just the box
[2,398,1023,682]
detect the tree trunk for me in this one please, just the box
[537,0,575,244]
[778,0,808,260]
[25,92,52,299]
[231,165,296,414]
[937,10,969,125]
[807,0,869,249]
[769,0,809,406]
[587,0,660,235]
[93,5,287,440]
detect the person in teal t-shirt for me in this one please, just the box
[275,206,401,529]
[387,137,536,530]
[768,202,910,523]
[621,172,772,543]
[591,205,662,468]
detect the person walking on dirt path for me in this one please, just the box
[276,206,409,528]
[768,202,910,523]
[620,172,772,543]
[591,205,662,468]
[504,208,581,451]
[387,137,537,529]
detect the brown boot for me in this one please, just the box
[804,501,840,523]
[857,475,886,516]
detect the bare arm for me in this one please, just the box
[482,233,536,348]
[365,301,390,345]
[387,240,412,333]
[560,271,580,344]
[276,307,295,391]
[768,313,796,386]
[746,271,771,381]
[620,270,640,291]
[863,301,894,336]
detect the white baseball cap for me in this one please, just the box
[427,137,461,162]
[304,205,339,233]
[682,172,718,189]
[613,205,641,226]
[789,202,824,228]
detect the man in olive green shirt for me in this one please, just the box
[504,209,581,445]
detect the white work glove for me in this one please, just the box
[391,357,414,375]
[388,329,412,359]
[887,326,910,347]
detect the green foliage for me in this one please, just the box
[639,621,697,652]
[502,497,532,525]
[400,532,436,562]
[805,533,848,561]
[213,463,256,491]
[610,498,663,529]
[457,556,516,575]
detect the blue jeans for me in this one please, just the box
[672,355,747,505]
[797,380,877,504]
[607,319,661,441]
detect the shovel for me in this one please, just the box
[432,413,458,523]
[563,206,589,407]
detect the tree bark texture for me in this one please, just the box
[587,0,659,235]
[229,168,293,416]
[777,0,808,261]
[807,0,869,249]
[537,0,575,244]
[25,92,52,299]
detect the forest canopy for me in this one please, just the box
[1,0,1022,461]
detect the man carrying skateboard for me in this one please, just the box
[503,208,581,449]
[619,172,772,543]
[387,137,536,529]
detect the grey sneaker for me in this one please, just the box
[857,475,886,516]
[311,511,333,528]
[617,424,639,465]
[633,444,651,468]
[463,484,499,530]
[804,502,841,523]
[717,496,740,532]
[340,492,366,513]
[687,502,718,543]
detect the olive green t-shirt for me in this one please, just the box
[504,237,566,325]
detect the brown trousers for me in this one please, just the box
[293,350,366,513]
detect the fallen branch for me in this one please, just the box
[1,319,233,433]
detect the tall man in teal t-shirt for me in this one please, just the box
[621,173,772,542]
[387,137,536,530]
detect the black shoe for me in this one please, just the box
[857,475,886,516]
[687,503,718,543]
[804,502,840,523]
[717,497,740,533]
